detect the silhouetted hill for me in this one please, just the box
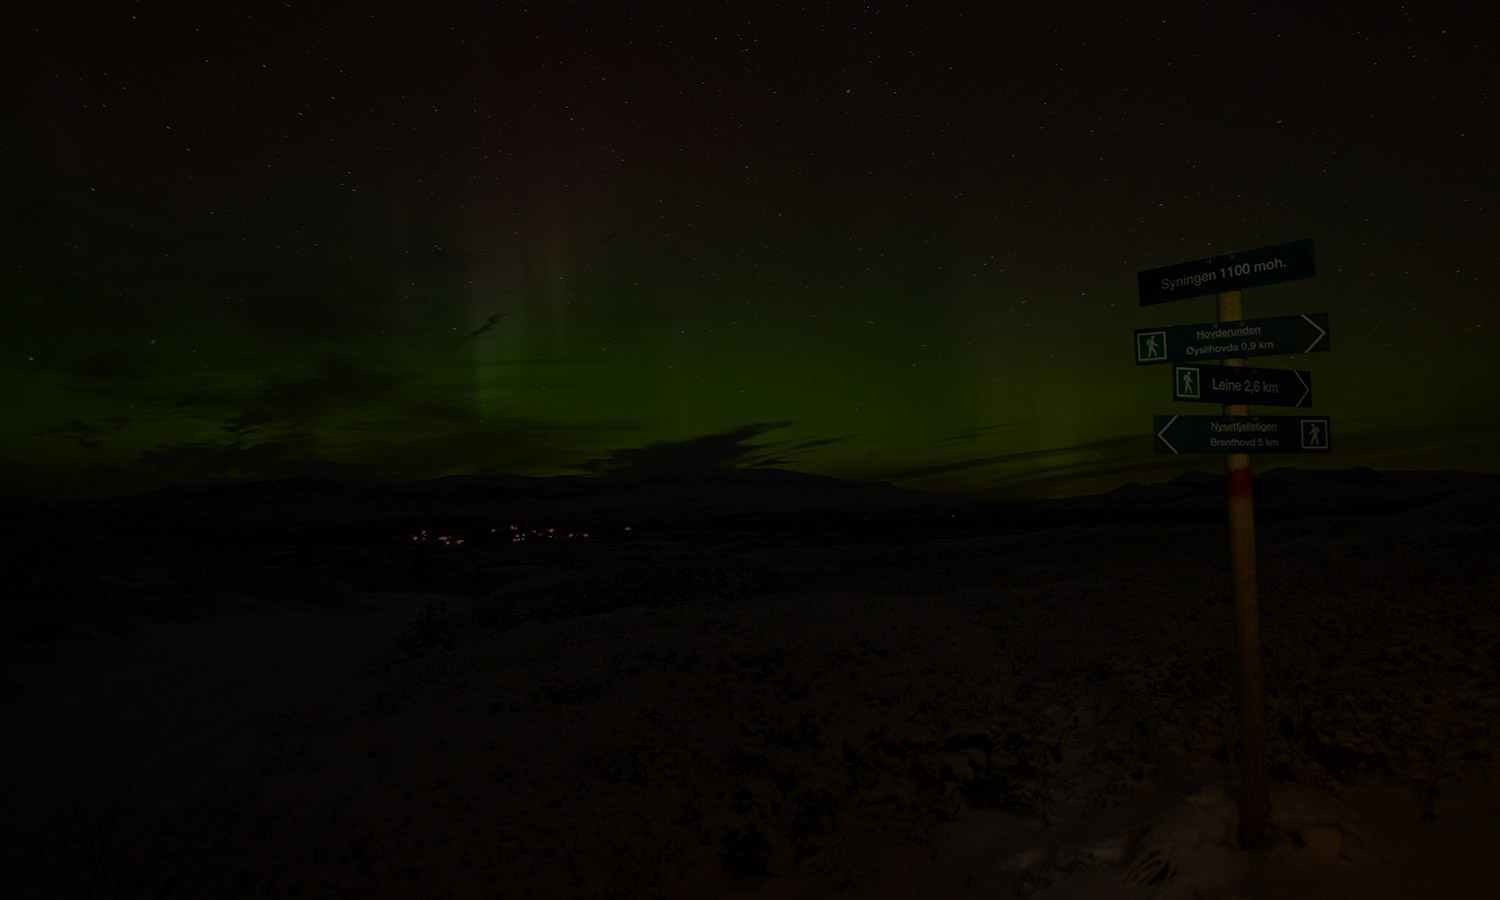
[3,467,1496,558]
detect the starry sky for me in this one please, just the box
[4,2,1497,502]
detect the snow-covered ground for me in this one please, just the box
[2,468,1497,898]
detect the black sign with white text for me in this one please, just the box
[1153,415,1331,454]
[1135,313,1329,365]
[1172,364,1312,407]
[1138,239,1316,305]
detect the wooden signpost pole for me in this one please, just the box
[1217,288,1269,848]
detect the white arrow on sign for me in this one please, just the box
[1298,314,1327,353]
[1292,369,1311,406]
[1157,415,1180,454]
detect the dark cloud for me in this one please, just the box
[139,410,600,489]
[40,418,108,451]
[357,418,603,479]
[942,423,1018,443]
[878,435,1145,483]
[876,434,1236,500]
[783,435,851,453]
[891,423,1021,454]
[223,409,282,436]
[133,431,345,483]
[575,422,797,476]
[222,351,399,434]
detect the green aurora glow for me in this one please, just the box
[4,5,1497,501]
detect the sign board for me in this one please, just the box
[1138,239,1315,305]
[1173,364,1312,407]
[1153,415,1331,454]
[1135,313,1329,365]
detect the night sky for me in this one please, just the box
[5,3,1497,502]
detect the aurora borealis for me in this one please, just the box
[4,3,1496,501]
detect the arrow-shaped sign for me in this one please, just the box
[1135,313,1329,365]
[1173,364,1312,407]
[1154,415,1331,454]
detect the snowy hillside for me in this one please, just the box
[2,467,1497,898]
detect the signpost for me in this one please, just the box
[1171,365,1312,407]
[1134,238,1328,849]
[1134,313,1329,364]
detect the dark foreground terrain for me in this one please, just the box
[3,467,1498,898]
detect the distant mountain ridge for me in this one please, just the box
[29,467,972,545]
[6,467,1497,547]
